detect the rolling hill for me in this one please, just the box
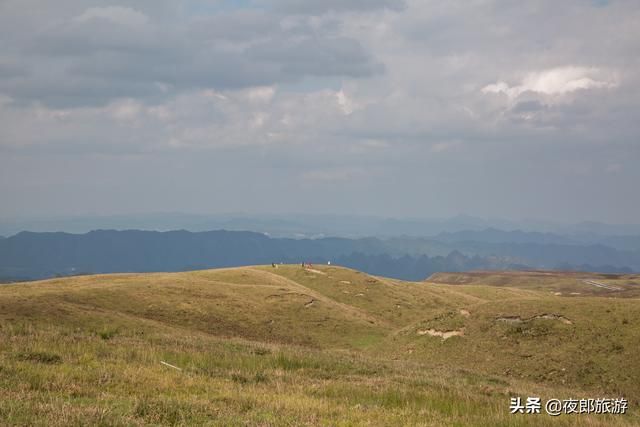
[0,266,638,425]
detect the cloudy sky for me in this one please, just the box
[0,0,638,223]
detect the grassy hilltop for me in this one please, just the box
[0,265,639,426]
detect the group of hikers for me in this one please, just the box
[270,262,323,268]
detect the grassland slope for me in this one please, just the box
[0,266,638,425]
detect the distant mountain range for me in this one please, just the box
[1,229,637,282]
[434,228,574,245]
[434,228,640,251]
[2,213,640,239]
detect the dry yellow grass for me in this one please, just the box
[0,265,638,425]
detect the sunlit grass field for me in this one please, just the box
[1,265,638,425]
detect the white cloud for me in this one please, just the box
[244,86,276,105]
[109,99,142,121]
[482,67,616,99]
[431,140,461,153]
[74,7,149,28]
[336,90,356,115]
[250,112,270,129]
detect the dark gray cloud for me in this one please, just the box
[511,100,546,114]
[190,10,282,41]
[0,3,382,107]
[267,0,406,14]
[0,0,639,223]
[0,60,25,78]
[248,37,382,77]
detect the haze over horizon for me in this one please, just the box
[1,0,639,223]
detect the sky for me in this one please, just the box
[0,0,639,223]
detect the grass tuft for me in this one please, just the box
[16,351,62,364]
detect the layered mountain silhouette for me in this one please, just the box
[0,229,637,282]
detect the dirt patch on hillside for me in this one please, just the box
[266,292,314,302]
[496,314,572,325]
[305,269,327,275]
[417,328,465,340]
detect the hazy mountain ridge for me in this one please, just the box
[1,229,637,282]
[434,227,640,252]
[3,214,640,239]
[434,228,576,245]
